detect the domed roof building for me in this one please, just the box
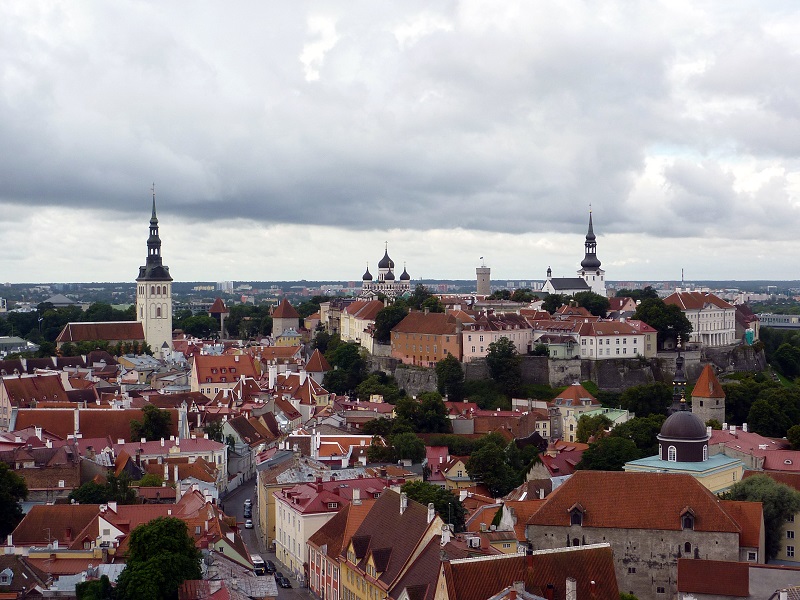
[624,404,744,494]
[359,244,411,301]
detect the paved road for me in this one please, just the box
[222,478,313,600]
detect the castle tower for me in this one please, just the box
[691,365,726,426]
[577,211,606,296]
[476,258,490,296]
[136,190,173,355]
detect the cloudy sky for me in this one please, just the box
[2,1,799,284]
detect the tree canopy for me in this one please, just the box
[576,414,612,443]
[465,437,521,497]
[0,462,27,538]
[615,286,659,302]
[724,474,800,560]
[576,436,641,471]
[131,405,173,442]
[573,291,611,317]
[618,382,674,417]
[486,337,522,397]
[114,517,202,600]
[632,298,693,349]
[401,480,466,532]
[395,392,451,434]
[436,354,465,401]
[373,304,409,344]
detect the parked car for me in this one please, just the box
[245,519,253,529]
[265,560,276,574]
[274,571,284,581]
[277,576,292,588]
[244,498,252,507]
[244,507,252,518]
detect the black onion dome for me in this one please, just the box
[378,249,393,269]
[659,411,708,440]
[362,265,373,281]
[384,269,395,281]
[400,265,410,280]
[581,254,602,269]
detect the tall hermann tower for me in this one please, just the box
[136,188,173,355]
[577,210,606,296]
[476,258,491,296]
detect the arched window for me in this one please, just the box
[140,306,144,318]
[703,445,708,461]
[682,514,694,530]
[684,542,691,553]
[151,285,155,295]
[668,446,677,462]
[156,306,162,318]
[659,444,663,460]
[572,538,580,547]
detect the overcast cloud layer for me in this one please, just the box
[2,1,799,283]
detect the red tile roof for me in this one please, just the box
[208,298,228,314]
[393,312,461,335]
[553,383,597,405]
[306,349,332,373]
[2,374,68,406]
[193,354,257,385]
[273,298,300,319]
[677,558,749,597]
[527,471,741,533]
[692,364,726,398]
[56,321,145,343]
[664,291,735,311]
[441,544,618,600]
[719,500,763,548]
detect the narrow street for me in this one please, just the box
[223,478,313,600]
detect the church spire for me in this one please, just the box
[580,210,601,270]
[137,186,172,282]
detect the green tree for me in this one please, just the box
[374,304,409,344]
[573,291,611,317]
[465,439,520,497]
[486,337,522,397]
[632,298,693,349]
[618,382,673,417]
[436,354,465,401]
[180,315,220,338]
[511,289,534,303]
[788,425,800,450]
[131,405,173,442]
[576,436,641,471]
[401,480,467,532]
[773,343,800,379]
[355,372,404,404]
[137,473,165,487]
[76,575,114,600]
[108,473,137,504]
[542,294,570,314]
[115,517,202,600]
[421,295,445,313]
[609,415,666,457]
[312,331,338,354]
[488,290,512,300]
[725,474,800,560]
[69,481,112,504]
[0,462,28,538]
[531,343,550,357]
[203,420,224,443]
[576,414,612,443]
[390,432,426,463]
[323,342,367,395]
[615,286,659,302]
[407,284,435,310]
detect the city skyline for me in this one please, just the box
[2,2,800,283]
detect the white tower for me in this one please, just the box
[476,258,491,296]
[136,190,173,355]
[577,211,606,296]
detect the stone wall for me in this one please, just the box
[526,524,740,599]
[393,365,439,397]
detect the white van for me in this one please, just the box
[251,554,267,576]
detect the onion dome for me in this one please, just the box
[400,264,410,280]
[580,212,601,269]
[659,411,707,441]
[384,269,395,281]
[378,247,394,269]
[580,254,602,269]
[362,264,373,281]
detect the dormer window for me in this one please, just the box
[569,502,585,526]
[681,508,695,530]
[0,569,12,585]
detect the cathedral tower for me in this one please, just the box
[577,211,606,296]
[136,190,173,355]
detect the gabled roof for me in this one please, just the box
[440,544,618,600]
[273,298,300,319]
[208,298,229,314]
[2,374,68,406]
[526,471,742,533]
[308,500,377,559]
[12,504,101,546]
[306,349,332,373]
[546,278,590,291]
[193,354,257,384]
[664,290,735,311]
[719,500,763,548]
[677,558,749,597]
[56,321,145,343]
[692,364,725,399]
[392,312,460,336]
[552,383,597,406]
[344,489,438,589]
[344,300,385,321]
